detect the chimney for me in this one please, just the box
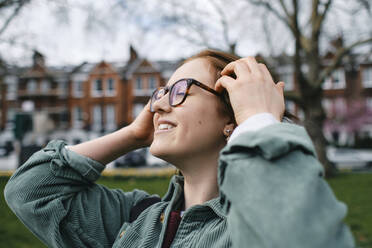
[129,45,138,62]
[33,50,45,68]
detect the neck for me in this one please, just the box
[174,150,221,210]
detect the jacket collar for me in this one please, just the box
[162,175,227,219]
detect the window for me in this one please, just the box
[5,76,17,100]
[322,98,332,117]
[59,81,68,97]
[41,79,50,93]
[133,103,145,118]
[73,106,84,128]
[281,73,294,91]
[285,100,295,114]
[366,97,372,110]
[134,76,149,96]
[362,67,372,88]
[105,105,116,130]
[149,76,157,91]
[27,79,38,93]
[323,69,345,89]
[92,79,103,97]
[334,98,346,113]
[106,78,116,96]
[136,77,142,90]
[322,77,332,89]
[92,105,102,131]
[73,81,84,97]
[277,66,294,91]
[332,69,345,89]
[6,108,16,129]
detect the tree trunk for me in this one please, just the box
[303,93,337,177]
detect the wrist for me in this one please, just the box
[125,125,152,149]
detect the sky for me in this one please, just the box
[0,0,217,66]
[0,0,370,67]
[0,0,267,67]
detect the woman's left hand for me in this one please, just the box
[215,56,285,125]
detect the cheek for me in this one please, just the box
[183,107,223,141]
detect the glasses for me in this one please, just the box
[150,78,222,112]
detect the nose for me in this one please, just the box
[151,93,172,113]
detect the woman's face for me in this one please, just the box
[149,58,230,162]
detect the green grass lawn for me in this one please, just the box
[0,173,371,247]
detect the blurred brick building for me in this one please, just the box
[0,46,371,147]
[274,52,372,146]
[0,46,179,134]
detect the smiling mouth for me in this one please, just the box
[156,123,176,133]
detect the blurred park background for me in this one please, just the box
[0,0,372,247]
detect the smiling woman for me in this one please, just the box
[4,49,355,248]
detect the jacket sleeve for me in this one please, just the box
[4,140,149,248]
[218,123,355,248]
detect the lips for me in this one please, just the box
[156,119,177,133]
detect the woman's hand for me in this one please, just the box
[128,101,155,147]
[215,57,285,125]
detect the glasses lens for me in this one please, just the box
[170,80,188,106]
[150,88,163,112]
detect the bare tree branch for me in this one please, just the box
[0,0,30,36]
[209,0,234,53]
[312,0,333,38]
[318,37,372,86]
[249,0,295,34]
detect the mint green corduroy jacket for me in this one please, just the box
[4,123,355,247]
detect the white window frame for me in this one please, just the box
[282,73,294,91]
[334,98,346,113]
[134,76,148,96]
[362,67,372,88]
[105,105,117,130]
[6,108,16,129]
[5,76,17,100]
[322,77,332,89]
[27,79,38,93]
[322,98,332,117]
[277,66,294,91]
[331,68,346,89]
[73,80,84,98]
[92,79,103,97]
[133,103,145,119]
[40,79,51,93]
[366,97,372,110]
[73,106,84,129]
[105,78,116,96]
[148,76,157,92]
[59,81,68,97]
[285,100,296,115]
[92,105,102,131]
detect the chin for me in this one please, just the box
[149,143,171,161]
[149,142,183,164]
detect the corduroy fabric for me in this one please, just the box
[4,123,355,248]
[162,211,182,248]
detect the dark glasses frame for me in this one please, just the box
[150,78,222,112]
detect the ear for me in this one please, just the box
[223,122,235,138]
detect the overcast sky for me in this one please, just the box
[0,0,270,67]
[0,0,370,67]
[0,0,225,66]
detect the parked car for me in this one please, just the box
[115,148,147,168]
[327,147,372,170]
[146,149,169,167]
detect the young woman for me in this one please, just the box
[5,50,354,248]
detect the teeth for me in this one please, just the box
[158,124,175,130]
